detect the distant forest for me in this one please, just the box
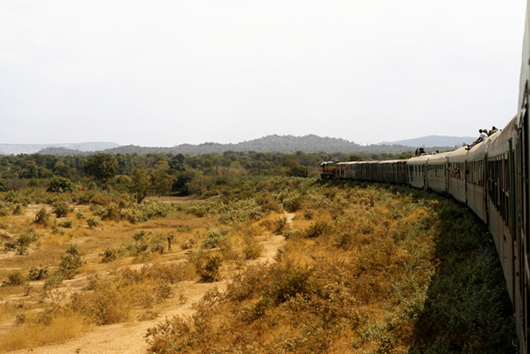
[26,134,456,157]
[0,148,431,199]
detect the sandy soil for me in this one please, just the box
[5,213,293,354]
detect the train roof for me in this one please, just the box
[407,155,431,165]
[426,151,453,164]
[488,115,518,155]
[448,146,469,163]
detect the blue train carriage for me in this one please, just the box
[447,146,469,204]
[487,116,518,309]
[407,155,430,189]
[426,151,452,194]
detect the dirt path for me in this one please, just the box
[6,214,293,354]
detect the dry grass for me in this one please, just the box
[0,312,91,352]
[0,180,515,353]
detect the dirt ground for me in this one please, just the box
[4,214,293,354]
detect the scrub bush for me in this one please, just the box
[52,201,70,218]
[59,244,84,279]
[47,177,77,193]
[34,208,50,225]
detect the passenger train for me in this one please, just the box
[319,2,530,351]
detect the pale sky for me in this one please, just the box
[0,1,527,147]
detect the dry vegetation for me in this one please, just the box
[0,178,516,353]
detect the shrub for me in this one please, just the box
[303,221,330,238]
[242,235,264,260]
[274,216,288,234]
[58,219,73,228]
[124,200,171,224]
[149,238,165,254]
[3,271,25,286]
[52,201,70,218]
[86,217,102,229]
[47,176,77,193]
[28,263,49,280]
[283,195,304,212]
[12,204,25,215]
[75,210,86,219]
[0,178,6,192]
[59,244,84,279]
[34,208,50,225]
[4,228,39,255]
[93,205,121,221]
[100,247,121,263]
[201,229,229,249]
[194,254,222,282]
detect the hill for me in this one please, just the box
[0,142,120,155]
[378,135,475,148]
[0,135,469,156]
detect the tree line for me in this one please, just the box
[0,150,413,198]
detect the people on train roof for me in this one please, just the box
[466,129,488,150]
[488,126,498,136]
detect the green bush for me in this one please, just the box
[99,247,122,263]
[3,271,25,286]
[194,254,222,283]
[303,221,330,238]
[124,200,171,224]
[28,263,49,280]
[12,204,25,215]
[47,176,77,193]
[34,208,50,225]
[58,219,73,228]
[52,201,71,218]
[93,204,122,221]
[4,228,39,255]
[59,244,84,279]
[86,217,102,229]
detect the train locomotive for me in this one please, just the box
[318,2,530,351]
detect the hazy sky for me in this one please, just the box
[0,1,527,147]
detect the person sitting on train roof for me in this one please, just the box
[418,147,426,155]
[466,129,488,150]
[488,126,498,136]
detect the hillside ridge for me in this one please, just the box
[0,134,468,156]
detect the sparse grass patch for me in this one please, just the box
[0,311,90,352]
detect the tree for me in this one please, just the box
[129,166,175,203]
[52,162,72,179]
[84,153,118,183]
[150,169,174,197]
[129,165,150,203]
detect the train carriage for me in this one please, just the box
[488,116,521,338]
[447,147,468,204]
[396,160,408,184]
[407,155,430,189]
[426,151,452,194]
[466,138,490,223]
